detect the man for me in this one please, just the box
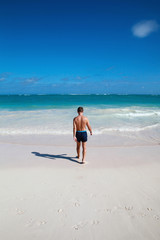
[73,107,92,164]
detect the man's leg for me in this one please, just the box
[82,142,86,163]
[76,141,81,159]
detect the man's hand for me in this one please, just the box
[73,137,77,142]
[90,131,92,135]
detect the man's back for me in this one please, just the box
[74,115,88,131]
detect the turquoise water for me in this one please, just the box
[0,94,160,110]
[0,95,160,143]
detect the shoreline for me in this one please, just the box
[0,132,159,148]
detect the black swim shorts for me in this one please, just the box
[76,131,87,142]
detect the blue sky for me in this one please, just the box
[0,0,160,94]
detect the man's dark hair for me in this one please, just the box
[77,106,84,113]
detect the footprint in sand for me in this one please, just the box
[74,202,80,207]
[72,221,87,230]
[91,220,99,225]
[25,219,47,227]
[36,220,47,226]
[25,219,33,227]
[153,215,159,220]
[73,225,79,230]
[15,208,25,215]
[105,208,112,213]
[125,206,133,211]
[147,207,152,211]
[57,209,63,213]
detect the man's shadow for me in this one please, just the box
[31,152,81,164]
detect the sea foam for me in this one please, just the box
[0,107,160,144]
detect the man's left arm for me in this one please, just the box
[86,119,92,135]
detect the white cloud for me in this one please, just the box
[60,76,90,82]
[132,20,159,38]
[0,72,11,81]
[25,77,39,83]
[20,76,43,84]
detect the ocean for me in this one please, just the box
[0,94,160,144]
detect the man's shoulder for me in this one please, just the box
[82,116,88,122]
[73,116,78,121]
[83,115,88,119]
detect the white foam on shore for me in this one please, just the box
[0,124,159,135]
[0,107,160,143]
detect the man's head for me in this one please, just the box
[77,106,84,114]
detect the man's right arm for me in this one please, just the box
[73,118,77,141]
[86,118,92,135]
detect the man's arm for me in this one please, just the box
[73,118,77,141]
[86,119,92,135]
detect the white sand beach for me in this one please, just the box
[0,135,160,240]
[1,0,160,237]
